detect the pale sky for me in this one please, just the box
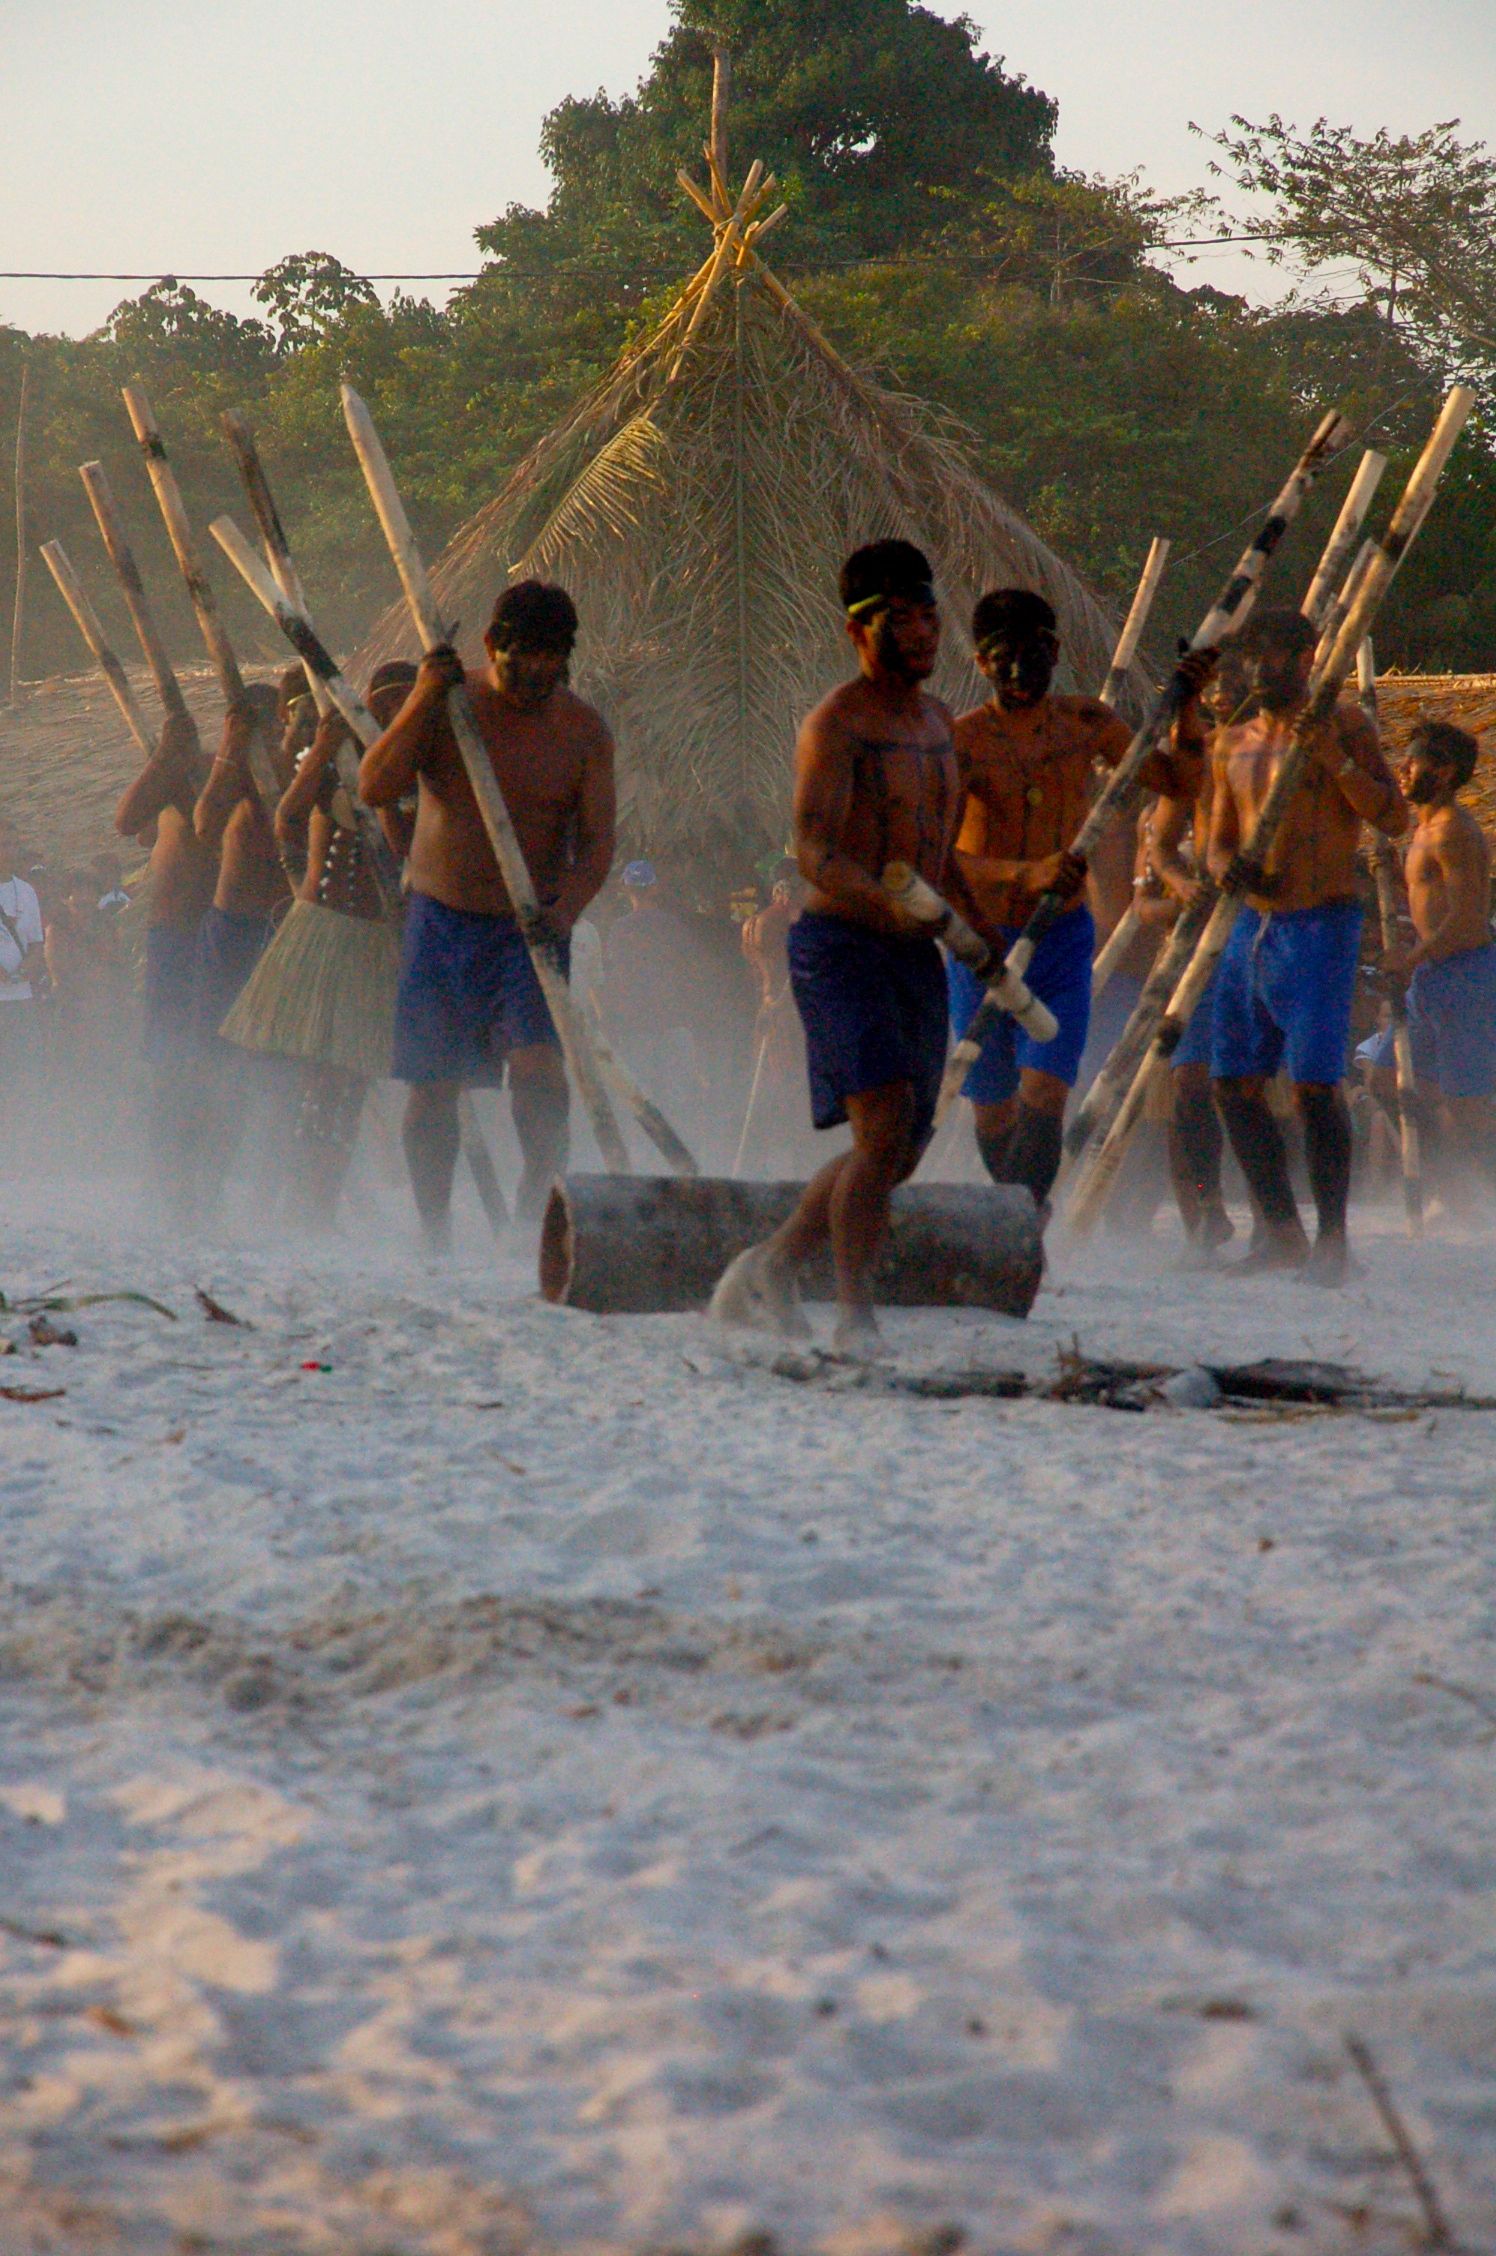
[2,0,1493,339]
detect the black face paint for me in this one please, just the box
[985,633,1057,707]
[1244,648,1306,715]
[1405,760,1445,805]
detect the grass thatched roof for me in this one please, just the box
[361,215,1149,870]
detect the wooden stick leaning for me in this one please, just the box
[1089,535,1170,1001]
[213,501,692,1178]
[119,383,293,835]
[39,540,155,757]
[220,410,332,719]
[339,384,631,1176]
[1301,449,1388,628]
[1358,636,1422,1233]
[947,413,1352,1109]
[78,459,196,734]
[1067,524,1386,1165]
[1064,384,1476,1236]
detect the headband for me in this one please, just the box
[845,586,937,624]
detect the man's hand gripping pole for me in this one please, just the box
[883,863,1059,1084]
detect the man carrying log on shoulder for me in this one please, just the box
[113,709,215,1218]
[710,540,961,1358]
[946,590,1207,1214]
[1369,720,1496,1191]
[1208,607,1406,1284]
[359,580,615,1252]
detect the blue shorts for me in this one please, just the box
[392,893,566,1085]
[1365,943,1496,1099]
[947,904,1094,1104]
[1211,899,1363,1086]
[144,919,203,1064]
[788,911,948,1148]
[194,905,273,1044]
[1172,958,1222,1071]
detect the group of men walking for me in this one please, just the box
[114,534,1491,1329]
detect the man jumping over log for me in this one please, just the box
[359,580,615,1251]
[1208,606,1406,1283]
[114,709,214,1219]
[946,590,1202,1212]
[1371,720,1496,1189]
[710,539,961,1356]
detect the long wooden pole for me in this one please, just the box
[78,459,195,730]
[948,413,1351,1096]
[1090,535,1171,1001]
[339,384,630,1174]
[39,539,155,756]
[10,362,30,703]
[122,384,245,705]
[119,383,297,840]
[1359,636,1422,1233]
[219,410,331,717]
[1065,387,1474,1235]
[1301,449,1387,628]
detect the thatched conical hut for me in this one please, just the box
[362,157,1150,878]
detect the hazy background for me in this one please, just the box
[3,0,1494,338]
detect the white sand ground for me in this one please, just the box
[0,1178,1493,2256]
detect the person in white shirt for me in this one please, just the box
[0,820,44,1006]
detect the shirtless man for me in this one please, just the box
[114,708,215,1215]
[1208,606,1406,1283]
[1371,720,1496,1184]
[193,683,293,1046]
[947,589,1200,1211]
[359,579,615,1249]
[710,539,961,1355]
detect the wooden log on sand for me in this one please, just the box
[540,1174,1043,1317]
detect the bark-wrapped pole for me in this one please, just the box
[341,382,633,1175]
[884,861,1058,1042]
[1359,636,1422,1233]
[1301,449,1387,628]
[219,409,332,719]
[540,1173,1044,1317]
[39,539,155,756]
[954,413,1350,1109]
[122,384,245,704]
[78,459,195,735]
[1065,385,1475,1236]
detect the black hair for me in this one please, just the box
[839,539,935,617]
[237,680,282,727]
[1412,717,1479,788]
[369,659,419,696]
[1233,605,1318,660]
[487,580,579,654]
[972,587,1057,647]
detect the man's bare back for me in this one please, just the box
[194,694,291,920]
[796,674,960,935]
[1210,702,1402,913]
[114,714,215,930]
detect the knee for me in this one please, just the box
[858,1092,918,1177]
[405,1082,457,1131]
[510,1047,568,1103]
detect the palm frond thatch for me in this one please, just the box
[361,256,1149,868]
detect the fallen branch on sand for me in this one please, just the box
[1343,2033,1456,2251]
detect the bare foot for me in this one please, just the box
[708,1242,813,1338]
[1228,1220,1310,1275]
[830,1305,890,1362]
[1300,1234,1362,1288]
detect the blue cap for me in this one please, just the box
[623,859,657,888]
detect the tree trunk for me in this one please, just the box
[540,1173,1044,1318]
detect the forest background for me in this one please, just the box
[3,0,1495,697]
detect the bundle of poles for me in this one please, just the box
[38,378,702,1187]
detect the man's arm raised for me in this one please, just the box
[1206,743,1241,884]
[1315,705,1408,837]
[550,715,617,935]
[358,648,455,807]
[115,712,200,838]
